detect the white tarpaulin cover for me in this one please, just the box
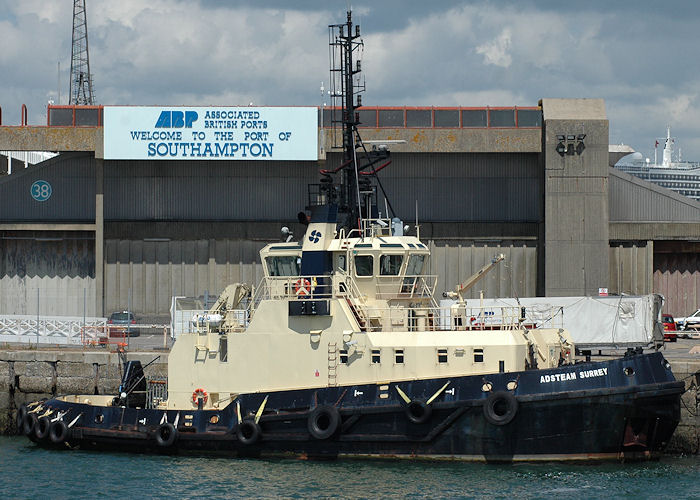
[440,294,663,348]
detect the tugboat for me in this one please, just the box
[18,11,684,462]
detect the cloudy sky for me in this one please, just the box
[1,0,699,161]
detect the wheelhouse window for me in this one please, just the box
[405,254,425,275]
[380,254,403,275]
[355,255,374,276]
[266,256,300,276]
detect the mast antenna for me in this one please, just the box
[69,0,96,105]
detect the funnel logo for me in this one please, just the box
[308,230,322,243]
[155,110,198,128]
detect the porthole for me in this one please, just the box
[209,415,220,424]
[481,382,493,392]
[506,380,518,391]
[623,366,635,377]
[94,414,104,424]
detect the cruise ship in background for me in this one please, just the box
[615,127,700,202]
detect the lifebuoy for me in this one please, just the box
[307,405,340,440]
[192,388,208,406]
[294,278,311,296]
[34,416,51,441]
[22,413,38,437]
[483,390,518,426]
[49,420,69,444]
[236,419,261,445]
[405,400,432,425]
[16,404,28,434]
[155,422,178,447]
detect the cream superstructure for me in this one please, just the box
[164,217,574,409]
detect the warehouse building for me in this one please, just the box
[0,99,698,319]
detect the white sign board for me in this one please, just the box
[103,106,318,160]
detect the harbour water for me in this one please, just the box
[2,437,698,499]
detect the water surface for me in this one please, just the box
[1,437,698,499]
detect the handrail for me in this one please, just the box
[21,104,27,126]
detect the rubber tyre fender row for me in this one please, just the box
[483,391,518,426]
[155,422,178,448]
[307,405,341,440]
[49,420,69,444]
[405,400,432,425]
[22,413,38,437]
[16,404,28,434]
[236,419,261,445]
[34,416,51,441]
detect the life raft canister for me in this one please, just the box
[294,278,311,296]
[192,388,208,405]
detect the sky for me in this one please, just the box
[1,0,699,161]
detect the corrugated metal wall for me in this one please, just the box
[103,238,536,314]
[608,242,653,296]
[104,239,267,314]
[654,252,700,318]
[0,153,95,221]
[104,160,317,221]
[0,152,541,223]
[336,152,541,222]
[609,169,700,222]
[0,235,96,315]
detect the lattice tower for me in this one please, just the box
[69,0,95,105]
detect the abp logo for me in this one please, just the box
[155,110,198,128]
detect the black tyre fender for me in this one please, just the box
[22,413,38,437]
[34,416,51,441]
[483,391,518,426]
[307,405,341,440]
[236,419,261,445]
[155,422,178,447]
[406,400,432,425]
[16,404,28,434]
[49,420,69,444]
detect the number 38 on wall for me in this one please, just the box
[30,180,52,202]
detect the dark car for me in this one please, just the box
[662,314,677,342]
[107,311,140,337]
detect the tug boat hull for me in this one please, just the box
[21,352,683,462]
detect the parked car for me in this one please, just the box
[661,314,677,342]
[676,308,700,333]
[107,311,140,337]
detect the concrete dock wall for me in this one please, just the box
[0,349,697,455]
[0,349,166,435]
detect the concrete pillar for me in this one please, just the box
[95,157,104,316]
[541,99,610,296]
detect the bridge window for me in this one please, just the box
[380,255,403,275]
[355,255,374,277]
[405,254,425,275]
[266,256,300,276]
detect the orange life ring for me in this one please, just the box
[294,278,311,296]
[192,388,208,405]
